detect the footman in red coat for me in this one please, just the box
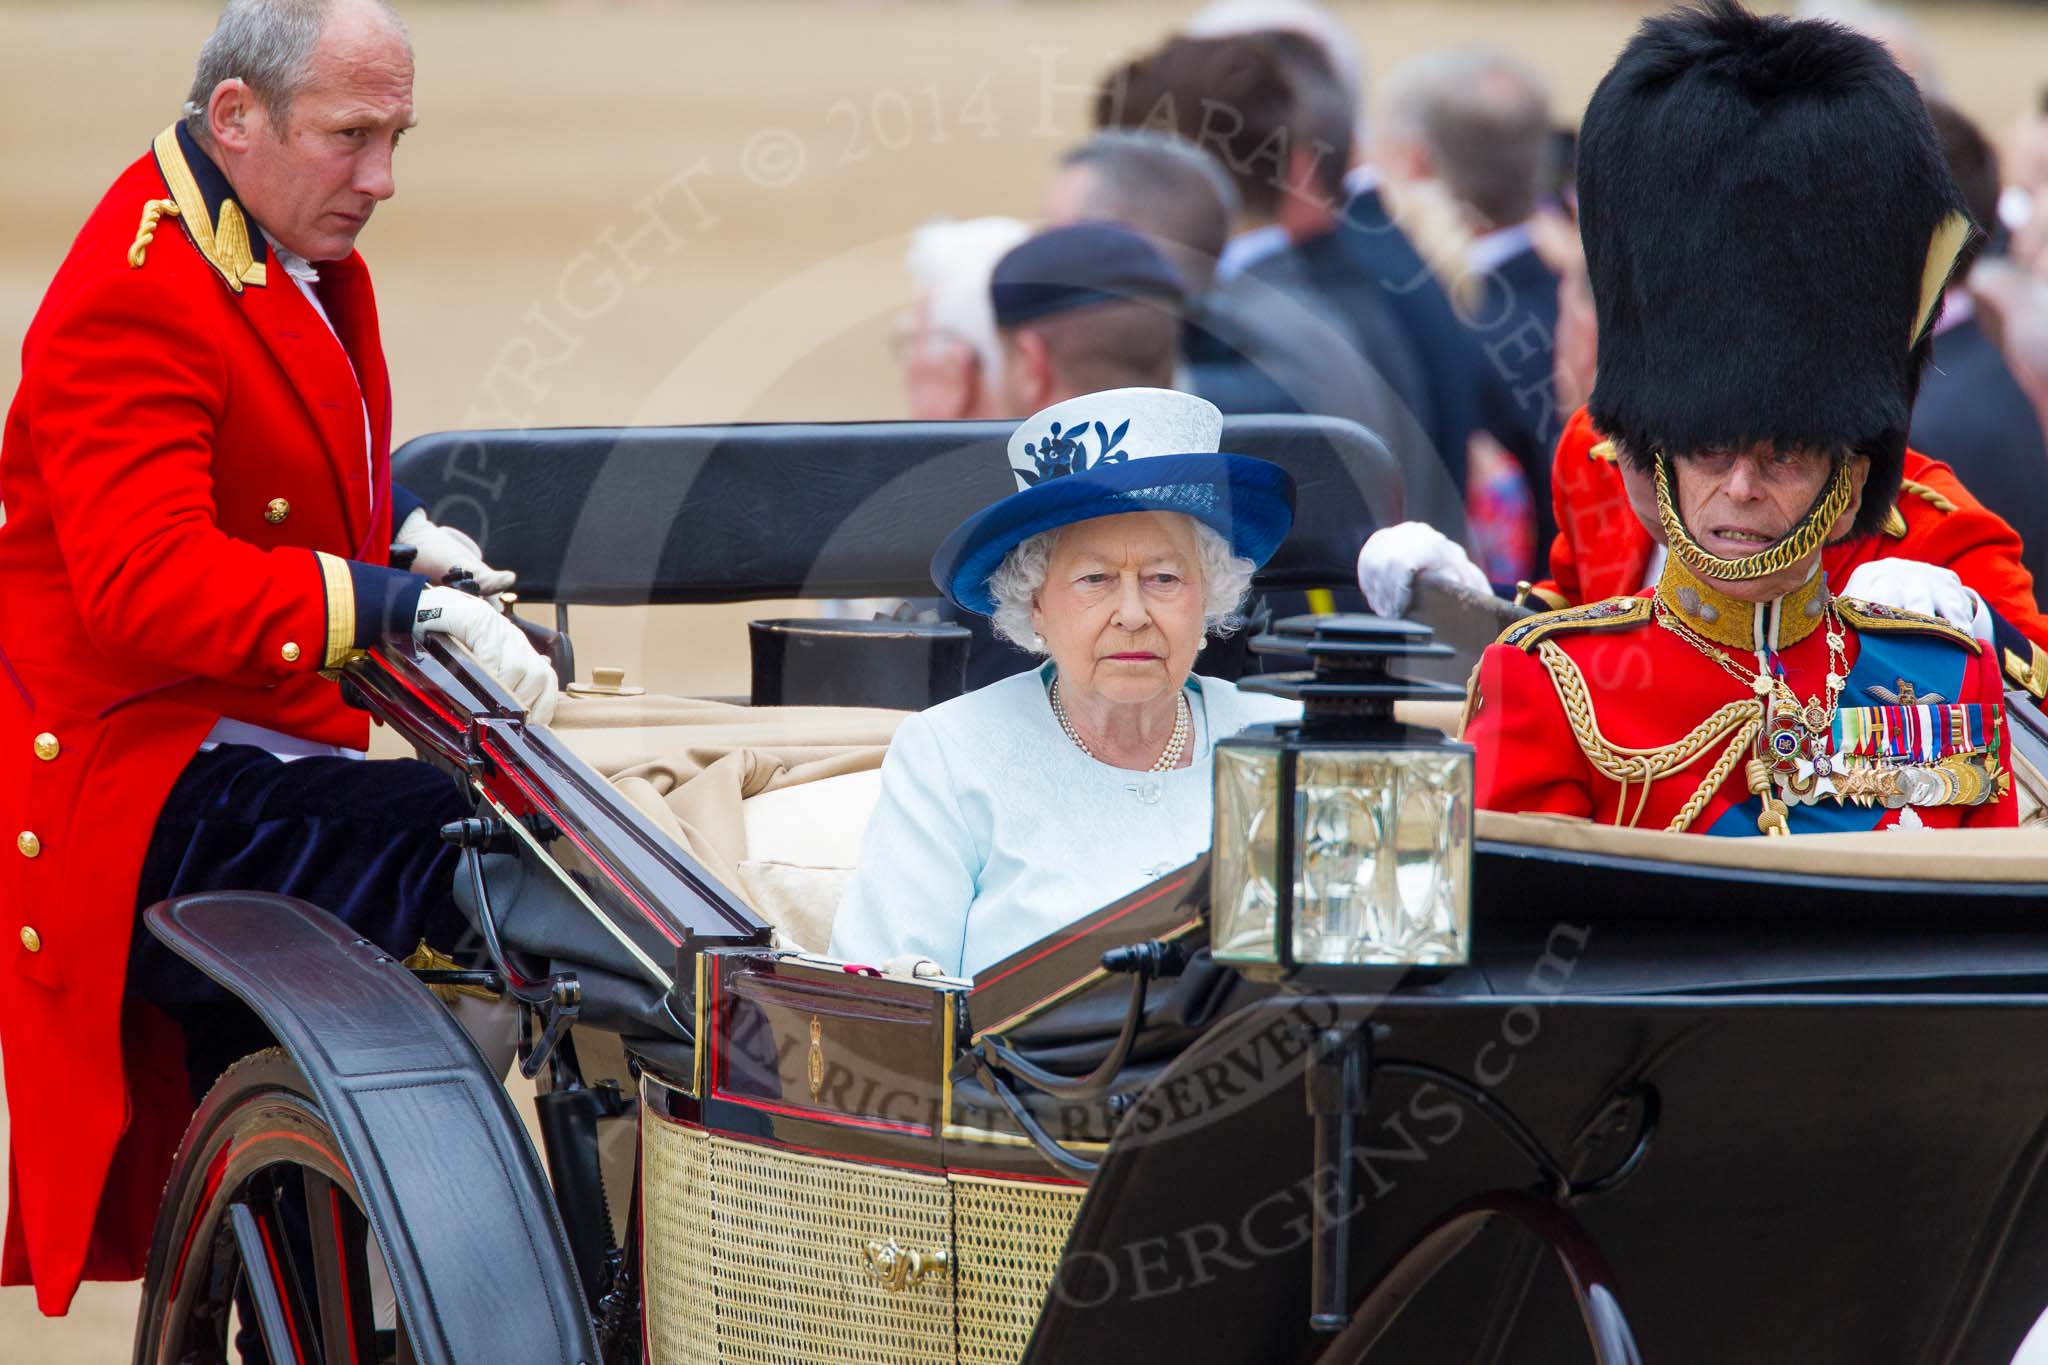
[0,0,556,1313]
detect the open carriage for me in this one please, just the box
[131,417,2048,1365]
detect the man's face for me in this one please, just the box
[1667,445,1869,600]
[213,2,415,261]
[892,301,982,421]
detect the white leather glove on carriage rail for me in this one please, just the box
[1840,559,1993,640]
[397,506,517,596]
[413,586,559,725]
[1356,520,1494,618]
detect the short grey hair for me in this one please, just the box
[1059,130,1239,295]
[986,515,1257,654]
[1380,44,1549,230]
[903,216,1031,381]
[182,0,409,141]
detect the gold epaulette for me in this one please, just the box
[1837,597,1982,654]
[1588,439,1618,463]
[1496,595,1652,651]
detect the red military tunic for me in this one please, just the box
[0,126,416,1311]
[1526,406,2048,701]
[1468,571,2018,833]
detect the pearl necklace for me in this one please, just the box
[1050,679,1190,772]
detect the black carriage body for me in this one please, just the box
[352,631,2048,1365]
[145,417,2048,1365]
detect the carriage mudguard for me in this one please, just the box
[144,891,600,1365]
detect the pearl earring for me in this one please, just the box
[1030,634,1045,651]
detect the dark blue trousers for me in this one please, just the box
[129,744,472,1094]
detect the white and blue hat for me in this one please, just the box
[931,387,1295,615]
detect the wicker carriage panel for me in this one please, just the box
[708,1136,957,1365]
[644,1115,717,1365]
[951,1175,1085,1365]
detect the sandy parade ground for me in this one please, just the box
[7,0,2048,1354]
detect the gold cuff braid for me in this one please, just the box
[315,552,356,671]
[1655,454,1855,583]
[1537,639,1763,831]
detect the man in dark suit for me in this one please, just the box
[1093,34,1456,534]
[1379,45,1563,552]
[1912,98,2048,593]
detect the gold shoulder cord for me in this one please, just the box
[1536,639,1763,831]
[127,198,180,269]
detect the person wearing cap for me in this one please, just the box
[829,388,1299,977]
[1463,2,2015,836]
[988,222,1187,416]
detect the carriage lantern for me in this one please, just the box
[1210,614,1475,981]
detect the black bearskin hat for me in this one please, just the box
[1578,0,1971,539]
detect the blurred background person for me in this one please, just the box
[1377,43,1562,566]
[1911,97,2048,589]
[1094,33,1459,535]
[1999,90,2048,270]
[1184,0,1498,552]
[988,221,1185,417]
[1796,0,1942,90]
[1044,129,1234,317]
[893,216,1029,421]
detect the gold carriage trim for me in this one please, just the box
[149,125,267,292]
[1497,595,1652,651]
[1837,598,1981,654]
[640,1109,1086,1365]
[1536,639,1762,831]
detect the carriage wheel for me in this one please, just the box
[133,1048,404,1365]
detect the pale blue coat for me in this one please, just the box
[830,666,1300,979]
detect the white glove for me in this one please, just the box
[413,586,559,725]
[1355,521,1493,618]
[398,507,517,596]
[1840,559,1992,639]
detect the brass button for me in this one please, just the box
[32,732,58,762]
[265,497,291,524]
[17,926,39,954]
[281,641,302,663]
[16,831,40,859]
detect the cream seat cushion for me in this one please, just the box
[547,691,904,953]
[736,768,884,953]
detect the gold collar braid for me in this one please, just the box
[1654,453,1854,583]
[1655,555,1832,651]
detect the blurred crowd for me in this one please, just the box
[888,0,2048,602]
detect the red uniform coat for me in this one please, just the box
[1527,406,2048,700]
[1467,594,2017,833]
[0,126,416,1312]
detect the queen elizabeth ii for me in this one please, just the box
[830,388,1301,978]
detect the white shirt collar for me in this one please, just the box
[260,230,320,286]
[1215,223,1292,283]
[1465,221,1534,277]
[1342,164,1381,198]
